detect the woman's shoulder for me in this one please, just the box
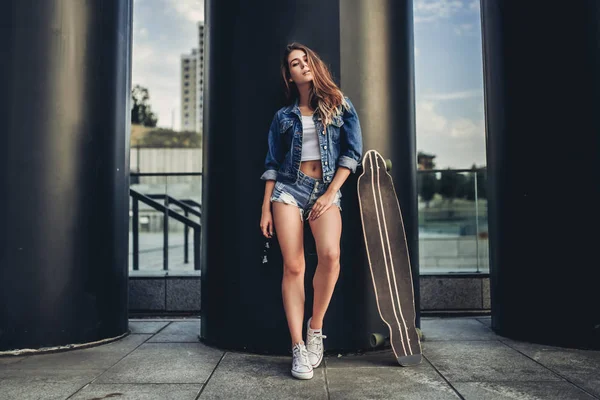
[272,104,293,120]
[340,95,356,115]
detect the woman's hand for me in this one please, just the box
[260,208,274,238]
[308,190,336,221]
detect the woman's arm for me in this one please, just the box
[337,97,364,173]
[308,167,351,221]
[260,112,284,181]
[260,170,277,238]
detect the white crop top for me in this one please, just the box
[300,115,320,162]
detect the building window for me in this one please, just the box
[184,90,189,94]
[185,82,189,87]
[185,98,189,102]
[185,113,189,118]
[185,74,189,79]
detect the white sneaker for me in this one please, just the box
[291,342,313,380]
[306,317,327,368]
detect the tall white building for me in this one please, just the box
[180,22,205,132]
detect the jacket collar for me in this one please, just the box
[283,98,321,122]
[283,98,301,118]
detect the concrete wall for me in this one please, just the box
[128,274,490,314]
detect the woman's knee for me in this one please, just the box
[284,259,305,277]
[319,247,340,267]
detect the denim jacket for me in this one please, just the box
[260,96,363,184]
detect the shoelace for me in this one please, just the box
[293,345,310,368]
[307,332,327,347]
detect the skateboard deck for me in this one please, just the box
[357,149,422,366]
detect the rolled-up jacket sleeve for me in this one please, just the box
[260,112,282,181]
[337,97,363,173]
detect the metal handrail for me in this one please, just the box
[130,189,201,271]
[146,194,201,264]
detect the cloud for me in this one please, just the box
[450,118,482,138]
[423,90,482,101]
[454,23,476,36]
[414,0,464,23]
[416,100,483,138]
[416,101,448,136]
[414,0,480,24]
[415,100,486,167]
[168,0,204,22]
[469,0,480,12]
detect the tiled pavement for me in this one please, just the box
[1,316,599,399]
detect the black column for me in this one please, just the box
[0,0,132,351]
[481,1,600,349]
[202,0,417,354]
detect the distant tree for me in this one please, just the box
[131,85,158,127]
[439,169,459,202]
[463,174,476,200]
[417,151,436,170]
[476,168,487,199]
[138,128,201,148]
[418,173,437,207]
[462,164,487,201]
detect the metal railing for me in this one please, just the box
[417,168,489,274]
[130,172,202,272]
[128,168,487,274]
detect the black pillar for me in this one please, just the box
[481,1,600,349]
[0,0,132,351]
[202,0,417,354]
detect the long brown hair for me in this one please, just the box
[281,42,348,126]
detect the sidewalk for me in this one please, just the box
[1,316,599,399]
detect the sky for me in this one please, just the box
[132,0,486,169]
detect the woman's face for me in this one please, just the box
[287,49,313,85]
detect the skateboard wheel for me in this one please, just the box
[416,327,424,341]
[370,333,387,348]
[385,159,392,171]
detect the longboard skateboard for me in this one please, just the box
[357,149,422,366]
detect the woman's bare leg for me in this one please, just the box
[308,206,342,329]
[272,202,306,346]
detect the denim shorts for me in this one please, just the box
[271,170,342,222]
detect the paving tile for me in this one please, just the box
[327,362,461,400]
[148,321,200,343]
[129,320,170,334]
[454,381,596,400]
[326,349,403,368]
[96,342,223,384]
[10,334,150,370]
[500,338,600,397]
[70,383,202,400]
[477,317,492,328]
[0,368,103,400]
[420,318,499,341]
[423,341,562,382]
[199,352,327,400]
[0,356,25,367]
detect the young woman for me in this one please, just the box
[260,43,363,380]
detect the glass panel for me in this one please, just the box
[413,0,487,170]
[166,174,202,276]
[475,168,489,272]
[129,176,168,275]
[418,170,488,273]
